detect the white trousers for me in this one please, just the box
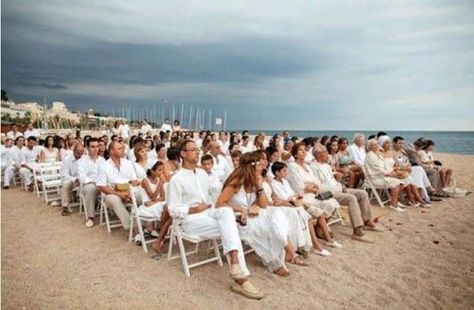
[19,167,34,186]
[3,165,17,186]
[82,183,98,218]
[181,207,250,276]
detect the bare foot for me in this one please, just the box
[273,267,289,277]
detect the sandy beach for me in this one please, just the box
[2,153,474,309]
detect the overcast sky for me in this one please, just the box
[2,0,474,130]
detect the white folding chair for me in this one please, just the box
[38,162,63,204]
[128,187,162,253]
[165,182,223,277]
[328,208,345,226]
[361,166,391,208]
[99,192,124,233]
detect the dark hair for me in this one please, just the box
[44,135,54,148]
[88,137,99,146]
[167,146,181,161]
[302,137,314,147]
[155,143,166,153]
[376,131,388,138]
[266,146,278,160]
[330,135,339,142]
[15,136,25,143]
[271,161,287,175]
[422,140,435,150]
[27,136,37,142]
[337,137,349,146]
[393,136,404,144]
[368,134,376,140]
[200,154,213,164]
[291,142,305,158]
[174,120,180,126]
[320,135,329,146]
[146,161,164,177]
[231,149,242,158]
[130,136,143,148]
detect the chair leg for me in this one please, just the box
[128,214,135,242]
[176,233,191,277]
[104,206,112,233]
[99,202,104,225]
[167,228,175,260]
[213,239,223,267]
[137,217,148,254]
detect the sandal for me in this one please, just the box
[61,208,71,216]
[287,255,308,266]
[273,267,289,277]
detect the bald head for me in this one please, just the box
[208,141,221,156]
[73,143,84,159]
[109,140,125,159]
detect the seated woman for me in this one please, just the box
[393,136,433,204]
[419,140,452,188]
[337,138,363,188]
[326,140,344,183]
[286,143,340,255]
[255,150,314,258]
[39,135,60,163]
[162,146,180,182]
[216,152,307,277]
[379,136,430,208]
[365,139,406,212]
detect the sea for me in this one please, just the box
[246,131,474,155]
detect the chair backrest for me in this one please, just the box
[129,186,142,213]
[39,162,62,182]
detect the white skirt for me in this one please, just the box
[239,207,288,272]
[137,201,165,219]
[275,206,312,251]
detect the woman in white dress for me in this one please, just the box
[365,138,406,212]
[216,152,307,277]
[392,136,432,202]
[419,140,452,188]
[39,136,60,163]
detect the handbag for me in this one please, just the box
[115,183,131,192]
[315,191,333,201]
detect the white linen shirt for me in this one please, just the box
[62,155,81,182]
[309,161,343,194]
[349,143,366,167]
[6,131,23,140]
[270,178,296,200]
[20,146,41,165]
[77,155,106,184]
[97,158,137,187]
[167,167,212,219]
[23,129,41,139]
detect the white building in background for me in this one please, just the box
[1,100,28,118]
[45,101,80,122]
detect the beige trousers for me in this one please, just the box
[333,188,372,228]
[61,180,76,207]
[82,183,98,219]
[104,194,131,229]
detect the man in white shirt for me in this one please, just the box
[1,138,15,178]
[19,136,41,190]
[195,131,206,149]
[349,133,366,167]
[97,141,140,229]
[240,135,254,154]
[60,143,84,216]
[140,120,152,136]
[23,123,41,139]
[207,141,232,183]
[309,145,383,243]
[200,154,223,202]
[78,138,106,228]
[118,120,130,143]
[6,123,23,140]
[160,118,172,132]
[2,136,25,189]
[167,140,263,299]
[218,131,230,155]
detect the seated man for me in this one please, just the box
[97,141,140,230]
[6,123,23,140]
[3,136,26,189]
[23,123,41,139]
[167,140,263,299]
[207,141,232,183]
[78,138,106,227]
[348,133,366,167]
[19,136,41,191]
[60,143,84,216]
[310,145,383,243]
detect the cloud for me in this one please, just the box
[2,0,474,130]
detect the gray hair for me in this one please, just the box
[353,133,365,143]
[312,144,327,156]
[367,138,378,149]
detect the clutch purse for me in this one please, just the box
[115,183,131,192]
[315,191,333,201]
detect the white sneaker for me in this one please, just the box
[314,249,332,257]
[327,241,343,249]
[389,205,406,212]
[409,202,420,208]
[85,219,94,228]
[397,202,408,208]
[420,203,431,209]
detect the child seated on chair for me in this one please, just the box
[135,161,172,256]
[271,161,339,255]
[200,154,223,202]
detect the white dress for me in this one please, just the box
[394,153,431,200]
[229,186,289,272]
[365,152,405,189]
[42,148,59,163]
[138,180,165,218]
[287,162,340,218]
[383,156,410,187]
[264,181,312,251]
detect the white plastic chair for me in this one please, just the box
[361,165,391,208]
[165,182,223,277]
[38,162,63,204]
[128,187,162,253]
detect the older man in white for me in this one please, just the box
[23,123,41,139]
[78,138,106,228]
[168,140,263,300]
[19,136,41,190]
[349,133,366,167]
[207,141,232,183]
[309,145,383,243]
[3,136,26,189]
[97,141,140,229]
[60,144,84,216]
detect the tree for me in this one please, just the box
[1,89,9,101]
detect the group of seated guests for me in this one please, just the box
[1,125,454,300]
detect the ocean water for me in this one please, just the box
[247,131,474,155]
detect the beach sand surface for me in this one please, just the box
[2,153,474,309]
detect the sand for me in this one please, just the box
[2,153,474,309]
